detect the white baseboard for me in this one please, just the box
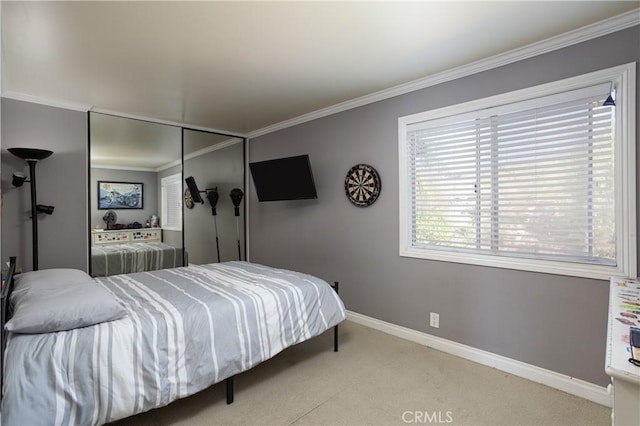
[346,310,612,408]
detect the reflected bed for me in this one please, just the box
[91,242,183,277]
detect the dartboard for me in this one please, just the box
[344,164,381,207]
[184,188,195,209]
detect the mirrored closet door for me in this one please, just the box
[183,129,245,265]
[88,112,246,277]
[89,113,183,277]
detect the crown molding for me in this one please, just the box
[90,108,248,139]
[248,8,640,139]
[154,137,243,172]
[90,164,157,172]
[183,137,243,162]
[0,93,247,139]
[1,90,92,112]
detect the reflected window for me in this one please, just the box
[161,173,182,231]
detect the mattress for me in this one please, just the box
[91,242,183,277]
[2,261,346,426]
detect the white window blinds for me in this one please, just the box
[161,173,182,231]
[405,83,615,265]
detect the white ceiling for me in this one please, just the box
[2,1,638,136]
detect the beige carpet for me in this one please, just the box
[113,320,610,426]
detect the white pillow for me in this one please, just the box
[5,268,127,334]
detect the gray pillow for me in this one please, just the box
[5,268,127,334]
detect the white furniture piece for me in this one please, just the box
[91,228,162,246]
[605,276,640,426]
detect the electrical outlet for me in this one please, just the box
[430,312,440,328]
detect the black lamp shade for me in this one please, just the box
[36,205,55,215]
[12,172,27,187]
[8,148,53,161]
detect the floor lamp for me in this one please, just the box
[9,147,54,271]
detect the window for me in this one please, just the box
[161,173,182,232]
[399,64,636,279]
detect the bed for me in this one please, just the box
[91,242,184,277]
[1,257,345,426]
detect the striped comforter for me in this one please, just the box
[91,242,183,277]
[2,262,346,426]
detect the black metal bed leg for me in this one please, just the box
[226,376,234,404]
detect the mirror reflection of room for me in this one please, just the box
[89,112,184,277]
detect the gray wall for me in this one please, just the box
[248,26,640,386]
[183,141,245,264]
[1,98,88,272]
[90,168,159,229]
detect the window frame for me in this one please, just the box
[160,173,182,232]
[398,63,636,280]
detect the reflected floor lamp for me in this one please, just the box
[9,148,54,271]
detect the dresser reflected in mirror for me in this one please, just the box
[89,112,184,277]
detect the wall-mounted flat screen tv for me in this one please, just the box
[249,154,318,201]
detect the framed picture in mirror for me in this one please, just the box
[98,181,143,209]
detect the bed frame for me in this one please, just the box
[0,257,340,407]
[1,256,17,404]
[224,280,339,404]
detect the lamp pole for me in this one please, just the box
[27,159,40,270]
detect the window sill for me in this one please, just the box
[400,247,627,280]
